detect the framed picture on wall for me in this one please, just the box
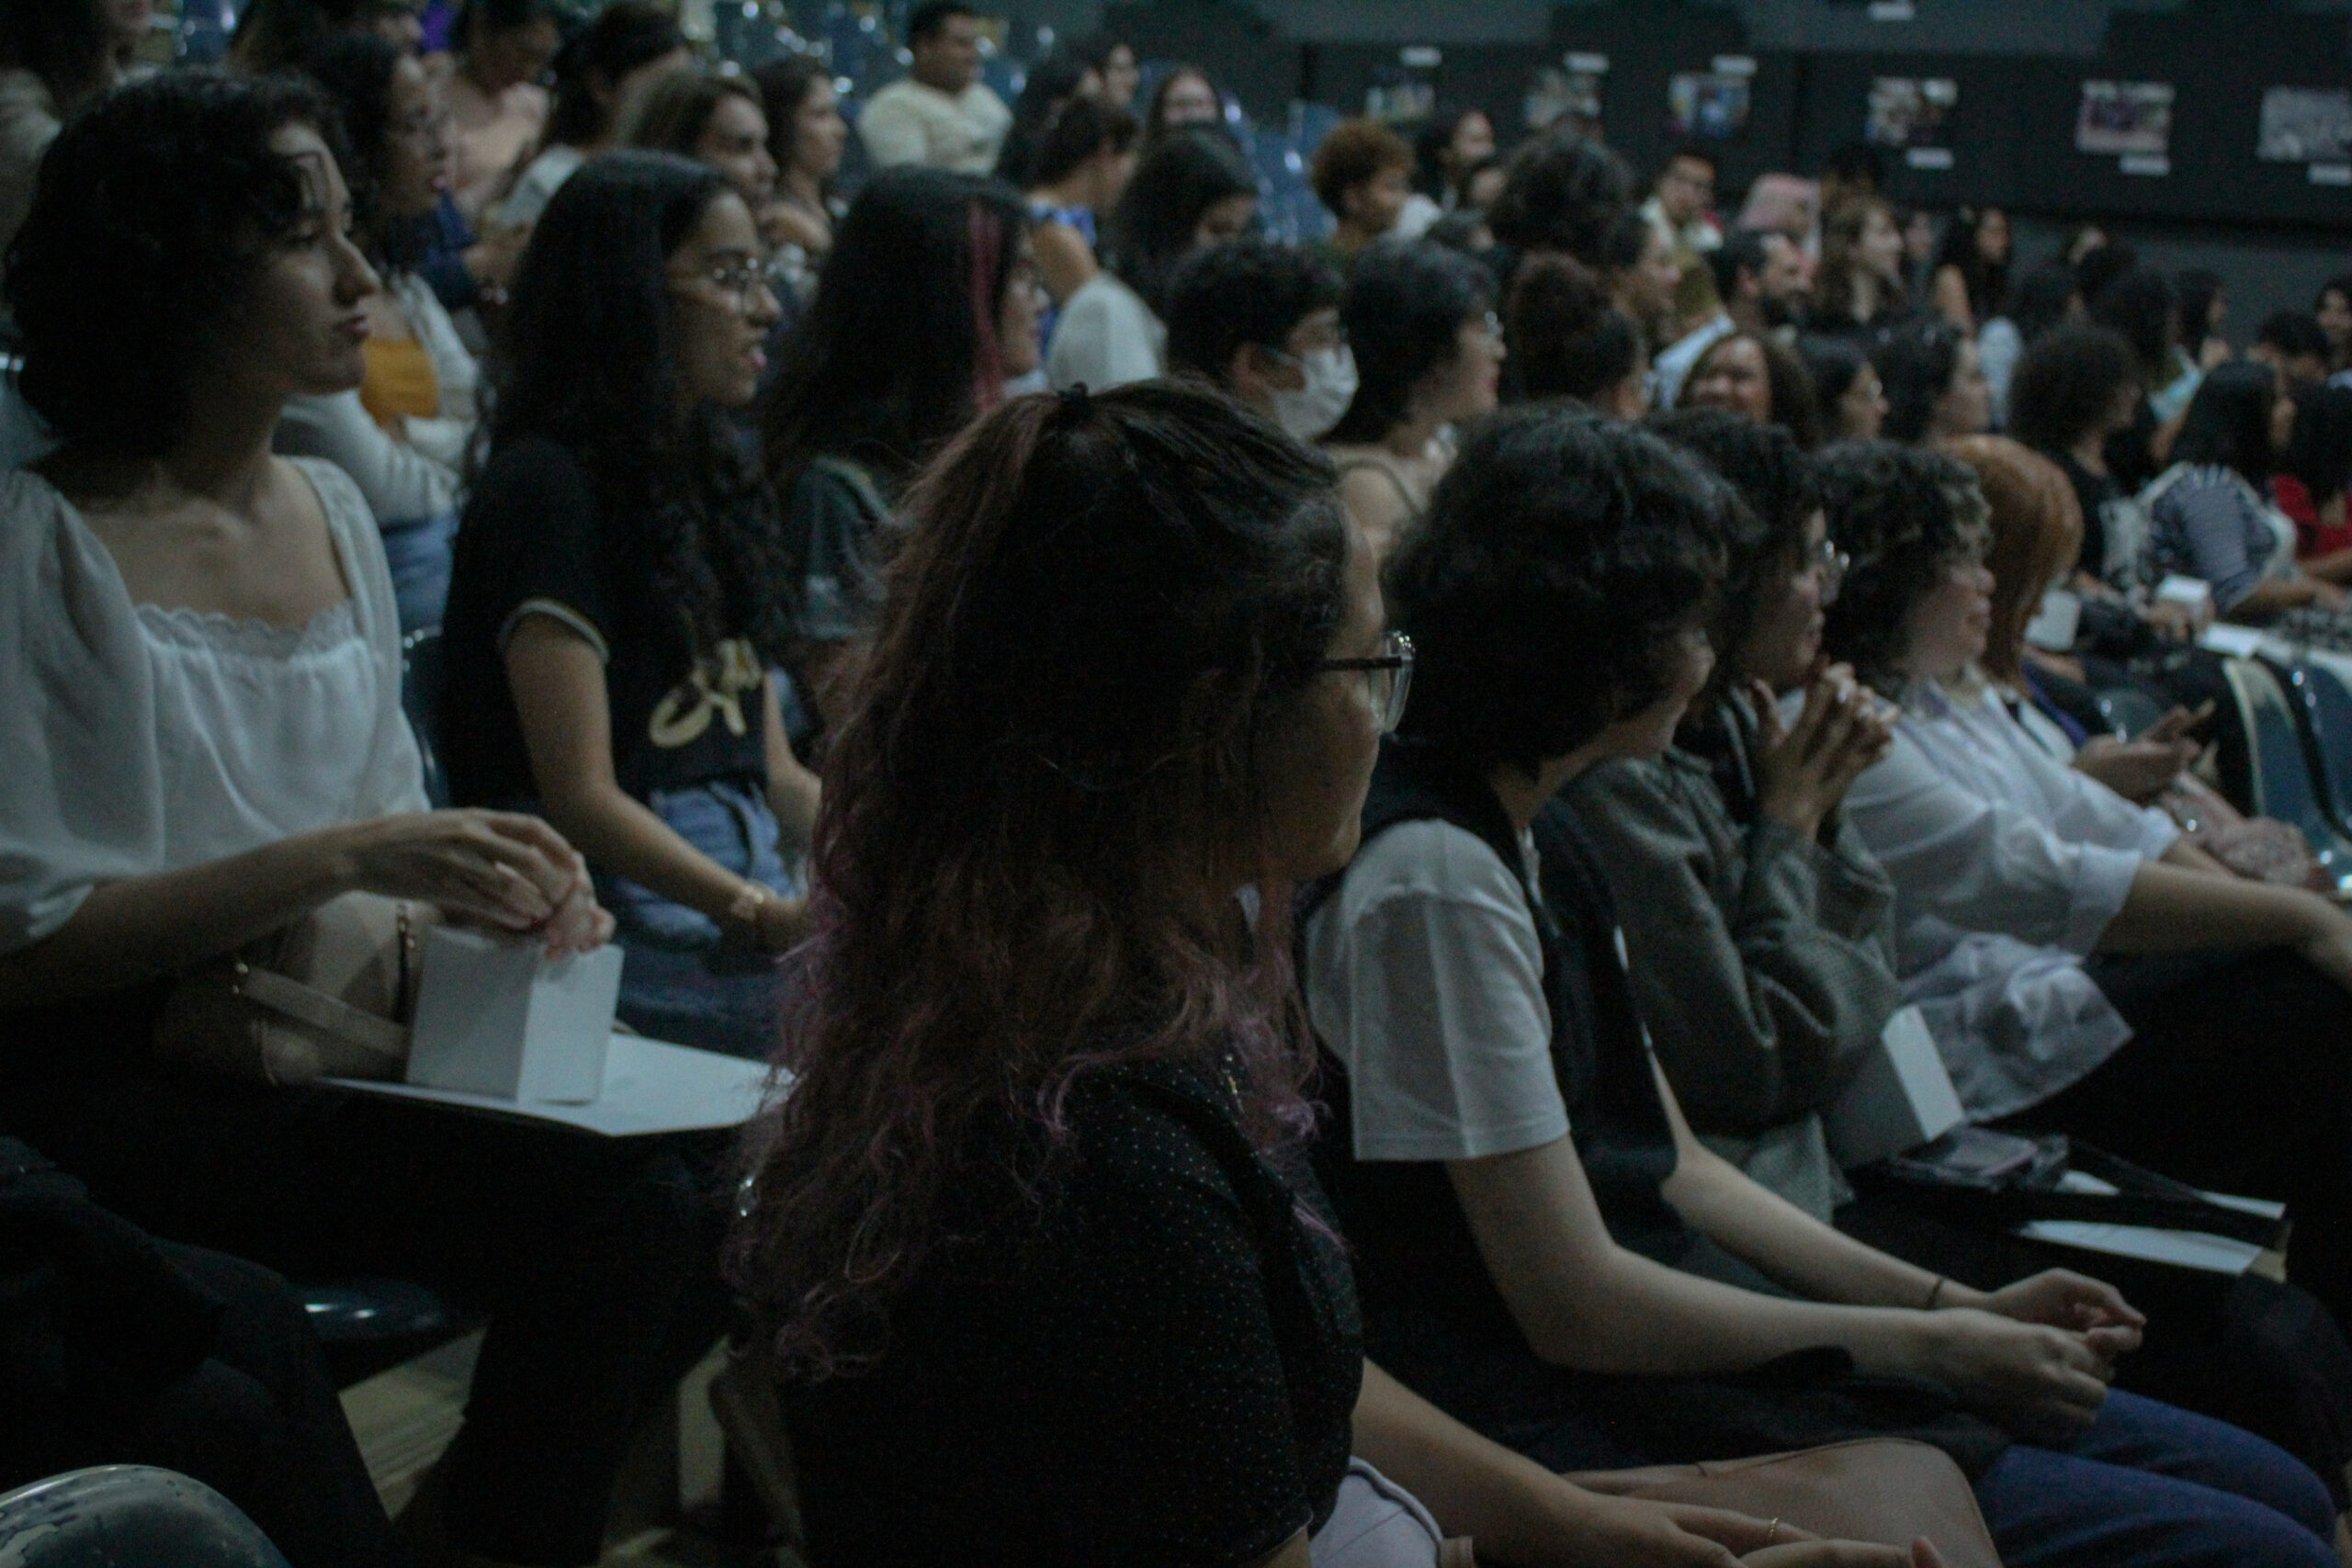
[1866,77,1955,151]
[2258,87,2352,164]
[2075,80,2173,157]
[1668,72,1751,141]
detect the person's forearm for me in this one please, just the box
[0,830,353,1007]
[1351,1361,1612,1568]
[2100,858,2330,953]
[537,780,757,924]
[2158,835,2233,879]
[2226,576,2320,622]
[1664,1144,1943,1310]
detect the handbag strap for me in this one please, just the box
[233,964,411,1064]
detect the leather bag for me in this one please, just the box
[153,893,439,1086]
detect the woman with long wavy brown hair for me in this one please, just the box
[728,380,1945,1567]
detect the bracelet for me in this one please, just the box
[1924,1276,1949,1310]
[726,879,770,928]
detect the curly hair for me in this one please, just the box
[730,382,1350,1379]
[1387,405,1731,775]
[1309,117,1410,215]
[7,70,331,459]
[303,32,434,271]
[1871,316,1968,444]
[1503,254,1639,404]
[2006,323,2138,456]
[1485,125,1634,263]
[1322,239,1493,445]
[1817,440,1989,695]
[490,151,793,673]
[1647,407,1820,678]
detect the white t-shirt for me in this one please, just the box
[0,458,427,954]
[855,77,1012,175]
[1305,819,1568,1162]
[1046,273,1164,393]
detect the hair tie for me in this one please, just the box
[1057,383,1093,418]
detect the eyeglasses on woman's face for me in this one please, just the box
[671,254,778,315]
[1317,630,1414,735]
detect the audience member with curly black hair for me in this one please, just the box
[1824,440,2352,1338]
[1322,240,1502,557]
[0,0,117,295]
[1306,405,2336,1568]
[441,151,823,1057]
[1504,253,1648,417]
[1485,123,1634,268]
[2007,322,2145,587]
[0,72,741,1568]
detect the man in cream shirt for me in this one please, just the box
[857,2,1012,175]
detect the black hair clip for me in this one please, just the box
[1057,383,1093,419]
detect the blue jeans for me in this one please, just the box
[380,512,457,636]
[595,778,802,1060]
[1977,1391,2335,1568]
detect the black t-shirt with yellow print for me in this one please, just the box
[441,436,771,806]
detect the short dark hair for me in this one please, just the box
[1504,254,1639,404]
[906,2,975,46]
[1030,95,1137,187]
[1309,118,1411,214]
[1818,440,1988,694]
[1665,143,1718,175]
[1646,406,1820,674]
[2007,323,2138,455]
[1162,239,1342,384]
[544,1,685,149]
[2317,273,2352,313]
[1706,228,1770,301]
[2172,360,2283,487]
[1486,126,1634,264]
[1871,317,1965,444]
[2260,309,2332,362]
[2007,260,2081,346]
[2088,267,2177,387]
[1323,240,1493,445]
[2176,268,2223,343]
[1389,406,1730,773]
[1599,206,1652,273]
[7,70,332,458]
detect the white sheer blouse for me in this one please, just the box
[0,457,427,954]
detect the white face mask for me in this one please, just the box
[1271,343,1359,443]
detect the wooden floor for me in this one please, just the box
[339,1337,758,1566]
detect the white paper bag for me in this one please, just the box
[1826,1005,1968,1169]
[405,927,620,1102]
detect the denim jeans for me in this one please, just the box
[596,777,802,1060]
[1976,1390,2336,1568]
[379,511,457,636]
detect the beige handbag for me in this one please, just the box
[153,892,440,1087]
[1566,1438,2002,1568]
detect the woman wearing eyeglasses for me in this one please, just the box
[1303,406,2340,1568]
[1562,410,1891,1223]
[440,151,822,1058]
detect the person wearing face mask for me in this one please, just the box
[1046,128,1256,394]
[1162,238,1353,443]
[1321,241,1505,559]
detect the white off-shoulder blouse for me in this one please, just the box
[0,457,427,954]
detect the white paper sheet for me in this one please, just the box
[328,1033,782,1135]
[2015,1221,2265,1275]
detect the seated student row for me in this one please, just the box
[3,69,2347,1568]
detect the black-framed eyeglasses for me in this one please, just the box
[1319,630,1414,735]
